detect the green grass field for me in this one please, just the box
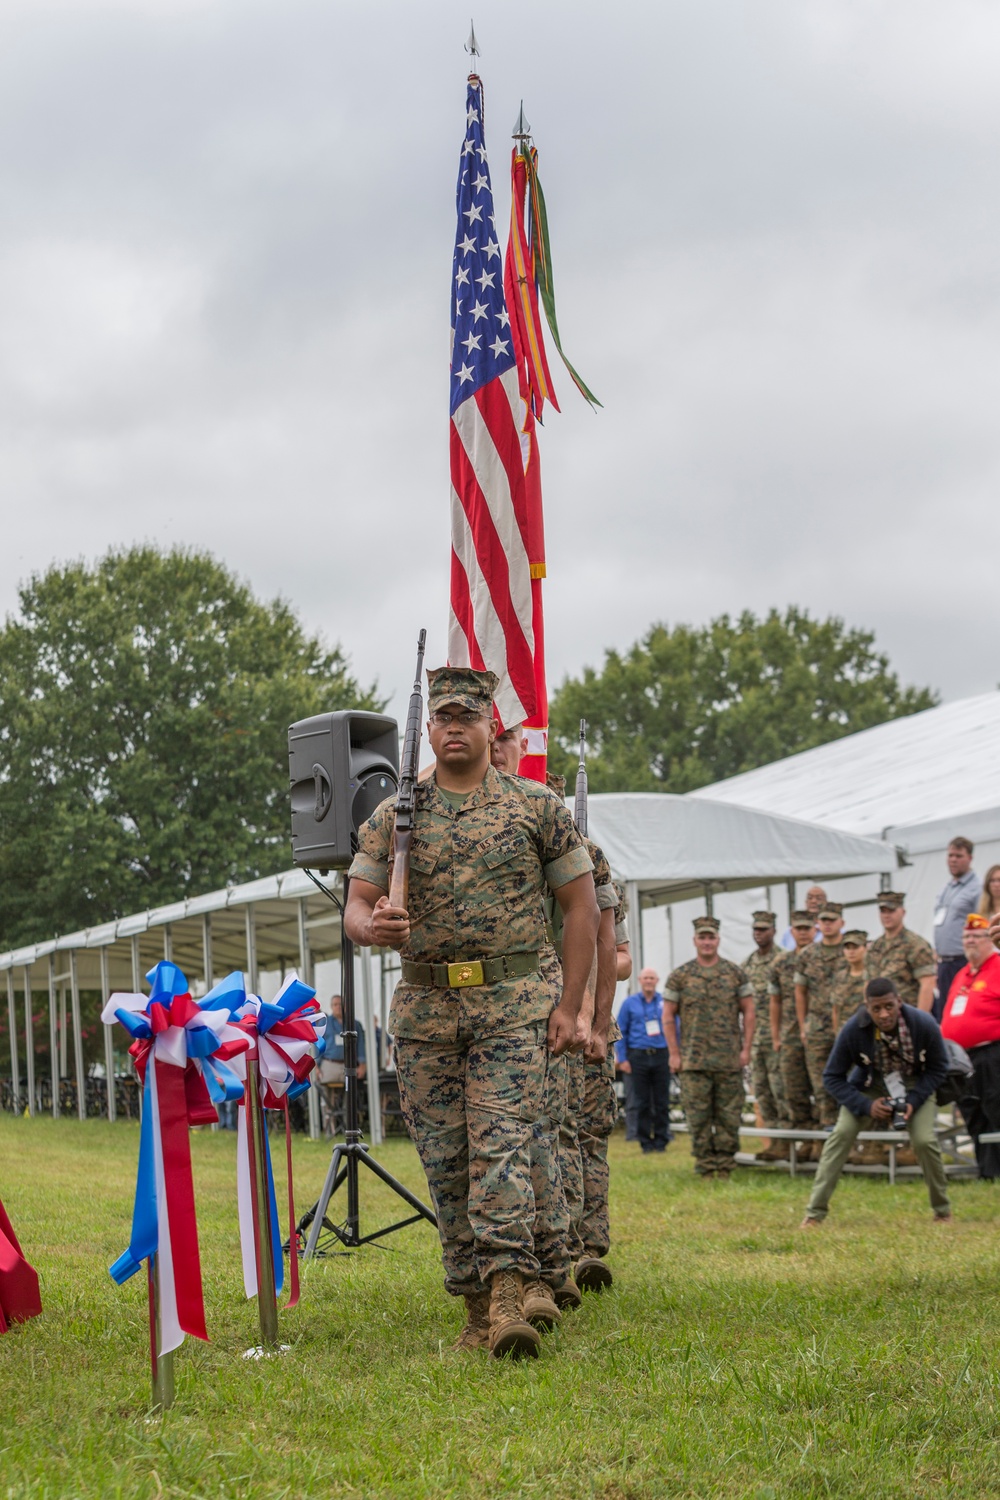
[3,1115,1000,1499]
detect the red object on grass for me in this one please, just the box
[0,1193,42,1331]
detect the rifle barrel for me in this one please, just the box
[575,717,588,837]
[389,630,426,909]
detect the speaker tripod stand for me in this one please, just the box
[298,873,437,1259]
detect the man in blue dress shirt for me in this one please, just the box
[615,969,672,1152]
[320,993,371,1084]
[932,838,982,1021]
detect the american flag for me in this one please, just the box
[448,76,537,730]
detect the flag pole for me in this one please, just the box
[148,1254,175,1412]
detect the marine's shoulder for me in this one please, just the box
[503,770,564,810]
[674,959,703,981]
[362,793,397,829]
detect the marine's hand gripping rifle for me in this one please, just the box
[575,718,588,836]
[388,629,427,912]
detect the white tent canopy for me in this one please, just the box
[690,692,1000,844]
[586,793,898,906]
[689,691,1000,947]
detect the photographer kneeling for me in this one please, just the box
[800,978,952,1227]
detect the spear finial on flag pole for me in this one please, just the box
[465,20,480,63]
[512,101,531,143]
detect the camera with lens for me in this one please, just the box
[883,1070,909,1132]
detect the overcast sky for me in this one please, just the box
[1,0,998,722]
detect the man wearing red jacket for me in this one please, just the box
[942,912,1000,1179]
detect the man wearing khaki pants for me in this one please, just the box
[801,978,952,1227]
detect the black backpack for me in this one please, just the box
[936,1038,974,1106]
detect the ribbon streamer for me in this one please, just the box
[0,1193,42,1333]
[102,962,250,1356]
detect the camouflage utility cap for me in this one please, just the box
[752,910,777,927]
[876,892,906,910]
[790,910,815,928]
[818,902,844,918]
[842,929,868,945]
[426,665,498,713]
[694,916,720,933]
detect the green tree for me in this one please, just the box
[549,608,937,794]
[0,546,382,950]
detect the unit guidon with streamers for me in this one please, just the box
[448,76,537,731]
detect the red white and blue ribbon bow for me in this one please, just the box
[202,972,324,1309]
[237,975,325,1309]
[102,962,250,1355]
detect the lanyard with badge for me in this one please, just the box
[644,997,663,1038]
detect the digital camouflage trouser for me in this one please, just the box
[779,1020,819,1131]
[558,1048,586,1261]
[529,1049,574,1290]
[577,1051,618,1258]
[750,1025,790,1130]
[803,1009,839,1128]
[679,1069,745,1175]
[395,1019,547,1297]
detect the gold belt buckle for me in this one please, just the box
[448,960,484,987]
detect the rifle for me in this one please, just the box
[388,629,426,911]
[575,718,588,837]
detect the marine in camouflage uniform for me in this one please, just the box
[576,882,629,1270]
[537,814,618,1292]
[665,917,755,1177]
[743,910,790,1153]
[795,902,846,1128]
[830,930,869,1030]
[769,912,820,1136]
[867,892,936,1009]
[346,667,597,1358]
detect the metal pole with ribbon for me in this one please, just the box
[103,962,250,1409]
[197,970,324,1354]
[244,1058,279,1348]
[148,1254,174,1412]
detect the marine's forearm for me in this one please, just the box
[593,910,618,1035]
[558,903,600,1015]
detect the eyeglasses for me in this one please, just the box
[429,710,484,728]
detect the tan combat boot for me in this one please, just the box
[488,1270,541,1360]
[452,1288,491,1352]
[575,1255,613,1292]
[553,1276,583,1312]
[521,1278,561,1330]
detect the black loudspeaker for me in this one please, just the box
[288,710,399,870]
